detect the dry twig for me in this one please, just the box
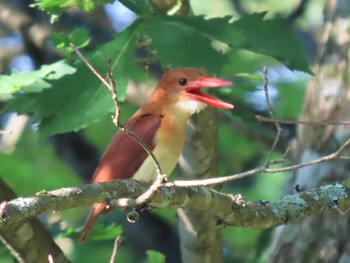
[262,66,283,166]
[48,254,54,263]
[0,130,12,135]
[255,115,350,126]
[173,137,350,187]
[109,236,122,263]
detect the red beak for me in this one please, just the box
[185,77,234,109]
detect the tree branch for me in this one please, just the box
[0,177,70,263]
[172,137,350,187]
[109,236,122,263]
[1,177,349,231]
[262,66,283,166]
[255,115,350,126]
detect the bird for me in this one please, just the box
[79,67,233,242]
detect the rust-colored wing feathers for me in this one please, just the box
[79,112,162,242]
[92,112,162,183]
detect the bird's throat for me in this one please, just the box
[175,100,207,115]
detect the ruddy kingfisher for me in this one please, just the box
[79,68,233,242]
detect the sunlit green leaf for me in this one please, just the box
[51,28,91,56]
[69,28,91,48]
[234,73,264,82]
[51,33,70,50]
[145,250,166,263]
[58,224,123,241]
[6,22,141,135]
[31,0,115,16]
[0,61,76,96]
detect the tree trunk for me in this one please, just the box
[269,0,350,262]
[178,107,223,263]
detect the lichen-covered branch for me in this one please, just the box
[1,178,349,231]
[0,177,69,263]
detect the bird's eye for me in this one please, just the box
[178,78,187,86]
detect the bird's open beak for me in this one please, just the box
[185,77,234,109]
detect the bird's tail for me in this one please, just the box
[78,203,109,243]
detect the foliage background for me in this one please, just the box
[0,0,326,262]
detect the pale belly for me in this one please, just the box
[133,102,200,182]
[133,121,187,182]
[132,145,180,182]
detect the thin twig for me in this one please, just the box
[106,59,121,126]
[338,156,350,160]
[70,43,110,88]
[0,129,12,134]
[71,44,166,209]
[256,115,350,126]
[48,254,54,263]
[173,137,350,187]
[262,66,282,166]
[109,236,122,263]
[0,201,7,220]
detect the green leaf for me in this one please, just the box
[234,73,264,82]
[6,21,140,135]
[145,15,228,73]
[87,224,123,241]
[144,250,166,263]
[69,28,91,48]
[57,224,122,241]
[32,0,115,16]
[51,33,70,50]
[119,0,152,15]
[228,13,311,73]
[0,61,76,96]
[51,28,91,56]
[155,13,311,73]
[0,130,82,196]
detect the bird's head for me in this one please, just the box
[152,68,233,114]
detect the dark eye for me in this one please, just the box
[178,78,187,86]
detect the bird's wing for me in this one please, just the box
[91,112,163,183]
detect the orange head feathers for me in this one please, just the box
[147,68,233,112]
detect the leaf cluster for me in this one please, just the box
[0,1,311,136]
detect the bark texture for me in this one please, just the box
[0,177,69,263]
[2,176,350,230]
[178,107,223,263]
[269,0,350,262]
